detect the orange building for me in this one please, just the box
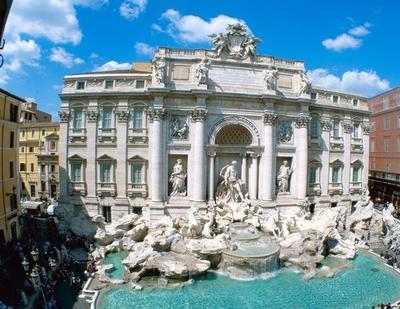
[369,87,400,208]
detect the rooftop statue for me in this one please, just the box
[209,23,261,60]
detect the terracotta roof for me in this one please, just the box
[21,122,60,128]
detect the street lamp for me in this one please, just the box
[31,247,39,262]
[22,257,30,272]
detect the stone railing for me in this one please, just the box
[96,182,117,197]
[127,183,147,198]
[69,128,87,144]
[350,182,362,194]
[307,183,321,196]
[330,136,344,151]
[328,182,343,195]
[69,182,87,196]
[128,128,148,144]
[98,128,117,144]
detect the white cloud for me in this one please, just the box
[52,84,63,91]
[153,9,249,43]
[93,61,132,72]
[89,52,99,59]
[308,68,390,97]
[2,37,41,73]
[25,97,36,103]
[72,0,109,9]
[119,0,147,20]
[134,42,155,57]
[49,47,84,68]
[322,23,371,52]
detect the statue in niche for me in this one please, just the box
[169,159,187,196]
[170,117,189,139]
[264,67,278,92]
[299,71,312,96]
[277,160,293,193]
[153,57,166,84]
[277,120,293,143]
[195,59,211,85]
[216,161,246,204]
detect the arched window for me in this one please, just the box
[215,124,252,145]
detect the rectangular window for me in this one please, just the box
[386,163,391,172]
[73,110,83,128]
[9,161,14,178]
[133,110,143,129]
[332,167,340,183]
[22,130,25,137]
[100,163,111,183]
[20,163,26,172]
[352,167,361,182]
[76,81,85,90]
[384,138,390,152]
[310,118,318,138]
[21,146,25,153]
[41,129,46,136]
[352,123,360,138]
[29,146,34,152]
[41,181,46,192]
[31,129,35,137]
[309,166,317,184]
[30,163,34,172]
[333,120,340,137]
[102,206,112,223]
[102,109,112,128]
[397,136,400,152]
[332,95,339,103]
[41,165,45,174]
[51,165,56,172]
[384,117,390,130]
[9,131,14,148]
[30,185,36,197]
[10,194,17,211]
[136,80,145,89]
[131,164,143,184]
[353,99,359,107]
[50,141,56,151]
[105,80,114,89]
[9,104,18,122]
[371,139,375,152]
[71,163,81,182]
[310,92,317,100]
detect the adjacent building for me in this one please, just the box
[369,87,400,208]
[0,88,23,244]
[19,102,60,200]
[58,24,370,222]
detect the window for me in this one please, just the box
[9,104,18,122]
[21,146,25,153]
[30,185,36,197]
[10,194,17,211]
[332,166,340,183]
[352,123,360,138]
[133,110,143,129]
[29,146,34,152]
[9,131,14,148]
[76,81,85,90]
[102,109,112,129]
[309,166,317,184]
[71,163,81,182]
[40,165,45,174]
[331,202,338,208]
[310,117,319,139]
[105,80,114,89]
[50,141,56,151]
[384,117,390,130]
[20,163,26,172]
[384,138,390,152]
[352,166,361,182]
[310,92,317,100]
[41,181,46,192]
[397,116,400,129]
[131,164,143,184]
[386,162,391,172]
[31,129,35,137]
[51,165,56,172]
[102,206,112,223]
[30,163,34,172]
[352,99,359,107]
[371,139,375,152]
[41,129,46,136]
[332,95,339,103]
[370,122,376,133]
[132,207,142,215]
[397,136,400,152]
[100,163,111,182]
[332,120,340,137]
[22,130,25,137]
[136,80,145,89]
[9,161,14,178]
[73,110,83,128]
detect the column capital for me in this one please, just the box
[343,121,353,134]
[320,118,332,132]
[191,108,208,122]
[207,151,216,157]
[116,110,129,122]
[87,110,99,122]
[294,114,311,128]
[263,112,277,125]
[148,108,167,122]
[58,111,70,123]
[249,152,260,158]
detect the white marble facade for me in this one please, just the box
[58,24,369,222]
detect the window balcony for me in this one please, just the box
[330,136,344,151]
[69,128,87,144]
[128,128,148,144]
[96,182,117,197]
[69,181,87,196]
[351,137,364,152]
[350,182,362,194]
[127,183,148,198]
[307,183,321,196]
[328,182,343,195]
[97,128,117,144]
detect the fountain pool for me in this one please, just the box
[103,251,129,280]
[98,252,400,309]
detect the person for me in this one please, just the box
[277,160,292,193]
[169,159,187,196]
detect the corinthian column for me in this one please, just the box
[191,107,207,202]
[149,107,167,202]
[294,114,310,200]
[261,112,277,201]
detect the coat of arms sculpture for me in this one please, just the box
[209,23,261,60]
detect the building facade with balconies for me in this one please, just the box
[58,25,370,222]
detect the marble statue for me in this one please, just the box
[169,159,187,196]
[153,57,166,84]
[170,117,189,139]
[382,203,397,237]
[260,209,281,239]
[216,161,245,204]
[195,59,210,85]
[209,33,228,57]
[277,120,293,143]
[277,160,292,193]
[264,67,278,92]
[299,71,312,96]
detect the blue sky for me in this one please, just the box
[1,0,399,120]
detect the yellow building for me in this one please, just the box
[0,88,23,244]
[19,116,59,200]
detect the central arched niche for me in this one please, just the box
[215,124,252,145]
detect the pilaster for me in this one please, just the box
[115,99,129,200]
[86,99,98,198]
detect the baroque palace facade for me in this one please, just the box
[58,24,370,222]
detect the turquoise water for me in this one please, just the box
[99,253,400,309]
[103,251,129,279]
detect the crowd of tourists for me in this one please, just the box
[0,215,95,308]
